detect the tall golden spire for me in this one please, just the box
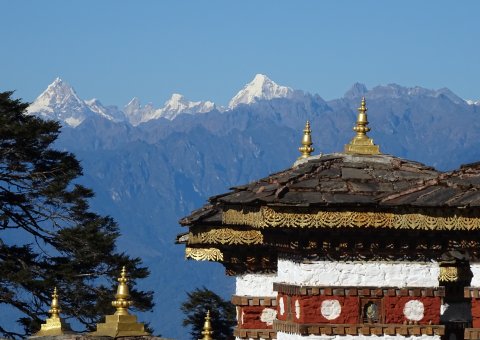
[298,121,314,159]
[112,266,132,316]
[91,266,149,337]
[344,97,380,155]
[49,287,61,318]
[199,310,213,340]
[34,287,72,336]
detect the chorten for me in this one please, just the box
[178,98,480,340]
[33,287,73,336]
[91,266,149,337]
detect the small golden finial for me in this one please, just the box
[199,310,213,340]
[111,266,132,316]
[49,287,60,318]
[34,287,72,336]
[91,266,149,337]
[344,97,380,155]
[298,121,314,159]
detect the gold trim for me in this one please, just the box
[439,267,459,282]
[188,228,263,245]
[223,207,480,231]
[185,247,223,261]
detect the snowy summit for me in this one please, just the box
[123,93,215,125]
[228,74,293,109]
[28,77,91,127]
[28,78,125,127]
[150,93,215,121]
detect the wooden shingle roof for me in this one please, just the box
[180,153,441,227]
[381,162,480,207]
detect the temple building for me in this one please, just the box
[178,98,480,340]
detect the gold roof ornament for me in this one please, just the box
[199,310,213,340]
[33,287,73,336]
[91,266,149,337]
[344,97,380,155]
[298,120,314,159]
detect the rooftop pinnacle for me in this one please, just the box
[200,310,214,340]
[298,120,314,159]
[34,287,73,336]
[91,266,149,337]
[344,97,380,155]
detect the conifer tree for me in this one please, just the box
[0,91,153,338]
[181,287,235,340]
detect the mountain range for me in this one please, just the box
[27,73,297,127]
[23,74,480,338]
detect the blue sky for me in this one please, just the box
[1,1,479,107]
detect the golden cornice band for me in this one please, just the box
[439,267,459,282]
[188,228,263,245]
[185,247,223,261]
[223,206,480,231]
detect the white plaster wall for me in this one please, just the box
[277,259,440,287]
[276,333,441,340]
[470,263,480,287]
[236,273,277,296]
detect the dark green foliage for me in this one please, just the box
[0,91,153,338]
[181,287,235,340]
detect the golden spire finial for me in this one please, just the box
[200,310,214,340]
[112,266,132,316]
[344,97,380,155]
[49,287,61,318]
[91,266,149,337]
[34,287,73,336]
[298,120,314,159]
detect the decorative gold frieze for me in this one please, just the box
[439,264,472,282]
[188,228,263,245]
[185,247,223,261]
[223,206,480,231]
[439,267,459,282]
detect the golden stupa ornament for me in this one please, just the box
[199,310,214,340]
[91,266,149,337]
[33,287,72,336]
[298,121,314,159]
[344,97,380,155]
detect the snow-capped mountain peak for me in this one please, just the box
[85,98,125,122]
[228,73,293,109]
[28,78,92,127]
[123,97,155,126]
[28,78,82,112]
[163,93,213,112]
[164,93,188,111]
[138,94,215,122]
[466,99,480,106]
[125,97,141,112]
